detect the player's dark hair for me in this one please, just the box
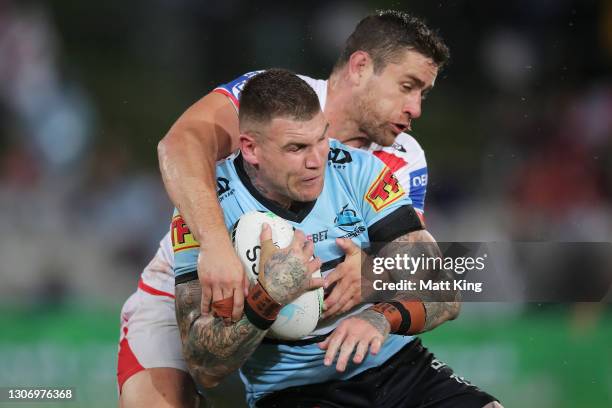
[333,10,450,73]
[239,69,321,129]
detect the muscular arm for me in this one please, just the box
[160,92,248,318]
[175,279,265,388]
[376,229,461,333]
[158,92,239,242]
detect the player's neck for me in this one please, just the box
[325,71,371,149]
[242,160,292,209]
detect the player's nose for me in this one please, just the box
[305,148,325,169]
[403,93,422,120]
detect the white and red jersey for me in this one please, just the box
[139,72,428,295]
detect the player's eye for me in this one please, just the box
[287,145,304,152]
[402,83,413,92]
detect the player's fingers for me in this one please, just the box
[336,337,357,372]
[370,337,383,355]
[324,329,346,366]
[243,274,250,297]
[259,223,276,278]
[260,222,272,242]
[336,237,361,256]
[318,336,331,350]
[306,256,321,275]
[212,286,224,306]
[352,339,370,364]
[259,223,275,254]
[291,229,307,251]
[323,290,353,319]
[200,282,213,315]
[231,288,244,322]
[309,277,324,290]
[338,295,358,315]
[323,273,349,312]
[323,268,341,290]
[302,239,314,260]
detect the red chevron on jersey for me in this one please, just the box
[373,151,408,173]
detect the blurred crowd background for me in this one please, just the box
[0,0,610,407]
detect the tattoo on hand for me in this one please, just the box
[262,248,310,305]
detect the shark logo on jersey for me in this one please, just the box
[334,204,366,238]
[334,204,360,231]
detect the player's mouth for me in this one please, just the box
[390,123,409,135]
[301,175,321,185]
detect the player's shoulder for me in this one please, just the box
[367,132,427,174]
[373,132,424,160]
[212,70,264,107]
[213,71,323,103]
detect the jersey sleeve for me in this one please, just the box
[170,209,200,282]
[212,70,265,112]
[336,140,422,243]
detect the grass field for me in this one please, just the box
[0,304,610,407]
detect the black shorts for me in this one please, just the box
[256,338,498,408]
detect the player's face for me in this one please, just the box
[356,49,438,146]
[257,112,329,204]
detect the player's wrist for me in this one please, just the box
[244,281,282,330]
[368,300,426,335]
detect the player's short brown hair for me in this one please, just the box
[239,69,321,132]
[334,10,450,73]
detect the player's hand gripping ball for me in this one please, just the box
[232,211,324,340]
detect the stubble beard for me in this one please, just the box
[354,93,394,147]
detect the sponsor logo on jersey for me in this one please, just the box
[216,177,234,201]
[171,214,199,253]
[365,167,405,212]
[307,230,328,243]
[409,167,428,188]
[328,147,352,169]
[334,204,366,238]
[392,142,407,153]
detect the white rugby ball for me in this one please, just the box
[232,211,323,340]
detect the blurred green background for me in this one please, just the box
[0,305,610,407]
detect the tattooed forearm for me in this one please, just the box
[422,298,461,331]
[175,280,266,388]
[376,229,461,333]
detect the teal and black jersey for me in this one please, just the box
[172,138,422,406]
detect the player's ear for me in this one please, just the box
[347,50,373,86]
[240,132,259,165]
